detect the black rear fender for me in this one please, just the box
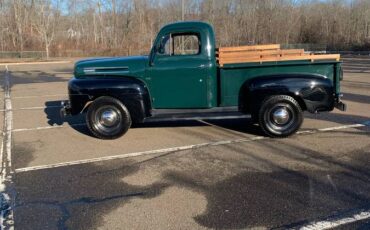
[239,74,334,113]
[68,76,151,123]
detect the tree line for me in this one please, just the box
[0,0,370,59]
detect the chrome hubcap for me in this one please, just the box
[272,107,290,125]
[100,109,119,127]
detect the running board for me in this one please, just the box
[144,111,251,122]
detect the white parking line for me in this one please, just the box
[14,121,370,173]
[0,105,62,112]
[0,65,14,229]
[14,136,265,173]
[298,209,370,230]
[318,123,369,131]
[5,89,12,171]
[11,120,369,134]
[12,123,86,133]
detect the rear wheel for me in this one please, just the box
[86,96,131,139]
[258,95,303,137]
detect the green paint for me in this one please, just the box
[220,61,336,106]
[74,56,148,79]
[145,21,217,108]
[74,21,342,109]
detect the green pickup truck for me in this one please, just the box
[62,21,346,139]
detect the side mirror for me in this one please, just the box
[157,34,170,55]
[157,43,165,55]
[150,35,170,66]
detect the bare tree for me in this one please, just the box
[33,0,59,59]
[0,0,370,58]
[12,0,25,52]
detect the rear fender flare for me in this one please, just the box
[239,74,334,113]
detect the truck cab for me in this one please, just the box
[146,22,217,108]
[62,21,345,139]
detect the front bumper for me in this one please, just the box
[60,100,72,118]
[334,94,346,111]
[335,101,346,111]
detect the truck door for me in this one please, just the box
[147,32,211,109]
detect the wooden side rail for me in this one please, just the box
[218,53,340,66]
[217,44,280,52]
[216,44,340,66]
[217,49,305,58]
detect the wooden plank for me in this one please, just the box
[218,49,304,58]
[219,54,340,65]
[219,44,280,52]
[218,53,311,63]
[218,44,280,52]
[218,54,340,66]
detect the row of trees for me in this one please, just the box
[0,0,370,58]
[0,0,60,58]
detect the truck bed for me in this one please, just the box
[215,45,341,107]
[216,44,340,66]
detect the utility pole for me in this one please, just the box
[182,0,184,21]
[181,0,185,53]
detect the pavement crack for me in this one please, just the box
[15,192,146,230]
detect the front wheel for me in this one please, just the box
[258,95,303,138]
[86,96,132,139]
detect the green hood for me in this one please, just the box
[74,56,148,79]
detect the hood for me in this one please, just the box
[74,56,148,79]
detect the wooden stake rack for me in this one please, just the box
[216,44,340,67]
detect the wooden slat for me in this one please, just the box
[218,44,280,52]
[219,54,340,65]
[219,54,309,63]
[218,54,340,66]
[218,49,304,58]
[217,51,308,62]
[216,43,340,66]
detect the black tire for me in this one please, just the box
[86,96,131,139]
[258,95,303,137]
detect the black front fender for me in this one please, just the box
[239,74,335,113]
[68,76,151,123]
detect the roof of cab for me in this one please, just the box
[160,21,213,31]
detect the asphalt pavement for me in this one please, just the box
[0,57,369,229]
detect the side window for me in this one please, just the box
[157,33,200,56]
[173,34,200,55]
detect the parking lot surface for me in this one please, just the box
[0,57,369,229]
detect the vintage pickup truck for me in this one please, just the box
[61,21,346,139]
